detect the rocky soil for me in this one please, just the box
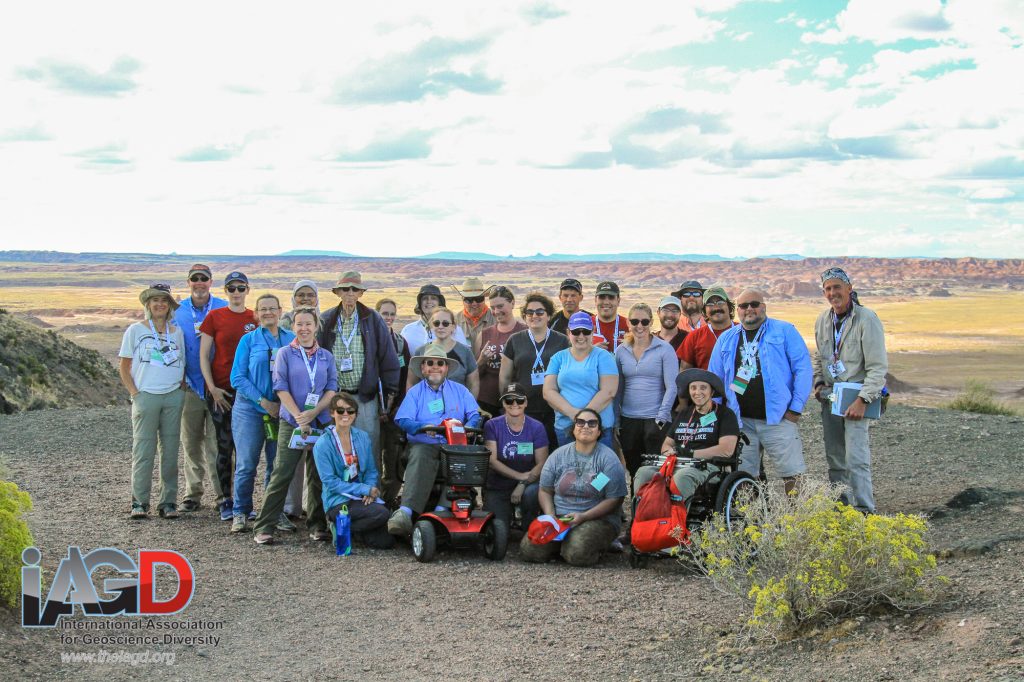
[0,404,1022,681]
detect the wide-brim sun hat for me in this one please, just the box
[410,344,462,379]
[416,284,447,310]
[452,277,488,298]
[676,368,725,400]
[332,271,367,294]
[139,283,180,310]
[672,280,704,298]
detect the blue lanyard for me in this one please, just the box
[831,311,849,360]
[148,320,167,346]
[530,330,550,370]
[301,349,319,391]
[190,299,212,328]
[336,312,359,356]
[261,328,282,350]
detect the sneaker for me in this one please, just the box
[310,528,331,542]
[254,533,274,545]
[219,499,233,521]
[130,503,148,520]
[158,505,179,520]
[387,509,412,536]
[231,514,247,533]
[609,538,625,553]
[248,510,257,521]
[275,512,297,533]
[180,500,200,513]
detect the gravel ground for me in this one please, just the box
[1,403,1023,681]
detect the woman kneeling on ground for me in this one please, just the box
[313,393,394,549]
[631,369,739,507]
[519,408,627,566]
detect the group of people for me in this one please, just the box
[118,263,887,564]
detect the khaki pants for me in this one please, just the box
[179,389,224,504]
[821,402,875,513]
[519,518,617,567]
[131,389,184,509]
[252,422,326,536]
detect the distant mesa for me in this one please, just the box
[278,250,358,257]
[928,288,952,297]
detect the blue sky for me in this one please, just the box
[1,0,1021,258]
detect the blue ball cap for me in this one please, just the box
[567,311,594,331]
[225,271,249,286]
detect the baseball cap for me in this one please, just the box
[595,281,619,295]
[671,280,704,298]
[702,286,730,305]
[559,278,583,293]
[224,271,249,286]
[500,383,528,401]
[658,295,682,311]
[567,312,594,331]
[187,264,212,279]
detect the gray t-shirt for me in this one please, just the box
[118,321,186,395]
[413,341,477,389]
[540,442,628,530]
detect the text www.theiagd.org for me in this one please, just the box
[60,649,176,666]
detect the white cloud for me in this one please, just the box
[970,186,1014,200]
[813,57,847,79]
[802,0,950,45]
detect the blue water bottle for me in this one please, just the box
[335,505,351,556]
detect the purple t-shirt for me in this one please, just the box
[483,415,549,490]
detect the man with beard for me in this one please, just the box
[671,280,706,333]
[549,278,591,335]
[676,287,736,371]
[655,295,687,351]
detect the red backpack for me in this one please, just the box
[630,454,689,552]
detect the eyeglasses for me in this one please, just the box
[189,275,210,283]
[334,407,357,415]
[336,286,360,293]
[226,285,248,293]
[523,308,547,317]
[569,328,592,336]
[680,291,702,298]
[502,397,526,406]
[423,359,447,367]
[705,298,726,306]
[737,301,762,310]
[597,294,617,301]
[574,418,599,429]
[463,295,485,304]
[629,318,651,327]
[256,307,280,314]
[432,320,452,328]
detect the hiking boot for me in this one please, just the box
[275,512,297,533]
[158,505,179,520]
[387,509,412,536]
[248,510,257,521]
[254,533,274,545]
[219,499,234,521]
[130,503,148,520]
[231,514,247,533]
[180,500,201,513]
[310,528,331,542]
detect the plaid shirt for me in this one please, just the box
[332,308,365,392]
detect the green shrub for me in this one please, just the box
[0,480,34,608]
[686,478,946,640]
[945,380,1018,416]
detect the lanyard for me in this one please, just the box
[592,315,621,350]
[680,405,713,447]
[336,312,360,356]
[190,299,212,328]
[148,320,167,347]
[422,319,434,343]
[330,426,358,469]
[261,328,282,350]
[739,325,766,367]
[530,330,550,369]
[831,311,850,360]
[301,349,319,391]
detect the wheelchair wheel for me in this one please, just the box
[411,520,437,563]
[714,471,758,532]
[481,518,508,561]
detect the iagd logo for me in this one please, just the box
[21,546,195,628]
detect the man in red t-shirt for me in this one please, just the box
[199,271,257,520]
[591,281,628,352]
[676,286,736,370]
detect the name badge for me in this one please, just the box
[346,463,358,481]
[339,357,354,372]
[590,472,609,491]
[269,348,278,372]
[827,360,846,378]
[428,398,444,414]
[730,376,748,395]
[516,442,534,455]
[737,366,754,381]
[304,392,320,410]
[193,322,202,337]
[398,356,405,368]
[699,412,717,427]
[149,348,165,363]
[160,349,179,365]
[531,371,545,386]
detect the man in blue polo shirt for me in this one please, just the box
[174,263,228,512]
[708,289,812,493]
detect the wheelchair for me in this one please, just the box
[628,433,759,569]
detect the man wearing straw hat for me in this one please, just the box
[453,277,496,351]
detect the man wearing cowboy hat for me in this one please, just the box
[453,277,496,350]
[388,345,481,536]
[676,286,737,371]
[318,271,401,477]
[671,280,706,333]
[811,266,887,513]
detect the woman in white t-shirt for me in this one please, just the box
[117,283,186,520]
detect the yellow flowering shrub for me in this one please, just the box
[686,478,945,639]
[0,480,34,608]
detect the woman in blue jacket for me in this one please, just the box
[313,393,394,549]
[229,294,295,533]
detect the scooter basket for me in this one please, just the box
[440,445,491,486]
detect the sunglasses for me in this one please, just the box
[680,291,703,298]
[574,418,600,429]
[333,407,357,415]
[150,282,172,292]
[569,328,592,336]
[463,295,485,304]
[423,359,447,367]
[432,320,453,328]
[523,308,547,317]
[737,301,762,310]
[336,286,361,293]
[189,275,210,283]
[502,397,526,406]
[597,294,617,300]
[629,318,651,326]
[226,285,248,293]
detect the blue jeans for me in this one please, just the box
[231,398,277,516]
[554,426,614,449]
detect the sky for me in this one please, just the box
[1,0,1022,259]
